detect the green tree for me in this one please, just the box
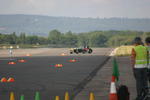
[2,33,17,44]
[19,33,26,44]
[0,33,4,44]
[77,33,89,46]
[63,31,78,46]
[38,37,48,44]
[48,30,62,44]
[8,32,17,44]
[89,33,107,47]
[25,35,38,44]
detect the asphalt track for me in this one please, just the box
[0,55,109,100]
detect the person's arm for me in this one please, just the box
[131,48,136,68]
[147,50,149,65]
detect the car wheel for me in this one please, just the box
[88,49,93,53]
[82,50,86,54]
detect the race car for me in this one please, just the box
[70,46,93,54]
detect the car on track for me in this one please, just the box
[70,46,93,54]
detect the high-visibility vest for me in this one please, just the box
[134,45,148,65]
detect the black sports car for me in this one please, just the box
[70,47,93,54]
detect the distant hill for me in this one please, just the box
[0,14,150,36]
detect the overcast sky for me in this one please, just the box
[0,0,150,18]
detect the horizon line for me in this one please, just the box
[0,14,150,19]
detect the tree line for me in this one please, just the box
[0,30,150,47]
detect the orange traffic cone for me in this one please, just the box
[26,54,31,56]
[59,64,63,67]
[61,53,66,56]
[55,64,63,68]
[1,77,7,82]
[8,77,15,82]
[8,61,16,65]
[69,59,77,62]
[109,76,118,100]
[18,59,26,63]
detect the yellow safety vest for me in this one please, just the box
[134,45,148,65]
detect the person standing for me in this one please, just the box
[131,37,148,100]
[145,37,150,82]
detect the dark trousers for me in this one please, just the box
[133,68,148,97]
[148,69,150,82]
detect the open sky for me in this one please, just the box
[0,0,150,18]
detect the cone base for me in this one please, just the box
[26,54,32,56]
[61,53,66,56]
[109,93,118,100]
[8,62,16,65]
[18,59,26,63]
[69,59,77,62]
[55,64,63,68]
[8,78,15,82]
[1,77,7,82]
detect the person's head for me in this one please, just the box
[133,37,143,45]
[145,37,150,46]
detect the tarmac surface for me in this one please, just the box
[74,56,137,100]
[0,48,111,100]
[0,48,138,100]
